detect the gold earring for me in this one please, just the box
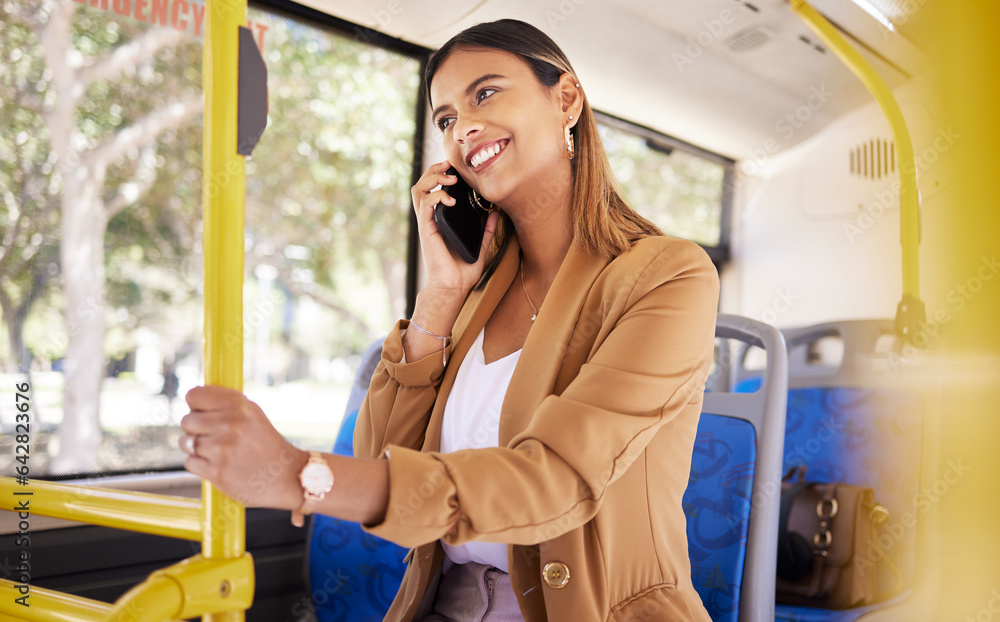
[565,125,575,160]
[470,189,495,212]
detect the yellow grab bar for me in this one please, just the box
[0,477,201,540]
[0,553,253,622]
[0,0,256,619]
[200,0,250,618]
[0,580,116,622]
[107,555,254,621]
[789,0,926,342]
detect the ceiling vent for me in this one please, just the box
[725,27,772,54]
[850,137,896,180]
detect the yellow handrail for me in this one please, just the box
[789,0,926,343]
[0,478,201,540]
[0,0,255,619]
[0,552,253,622]
[200,0,250,618]
[0,580,117,622]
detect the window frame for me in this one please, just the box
[593,110,734,266]
[254,0,432,317]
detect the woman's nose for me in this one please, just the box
[452,114,483,144]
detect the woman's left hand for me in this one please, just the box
[180,385,308,510]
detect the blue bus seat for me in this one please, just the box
[769,320,933,622]
[686,314,788,621]
[306,337,408,622]
[686,413,758,620]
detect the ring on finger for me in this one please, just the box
[182,434,200,458]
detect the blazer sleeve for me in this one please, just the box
[353,319,451,459]
[363,239,720,548]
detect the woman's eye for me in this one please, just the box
[476,88,497,103]
[437,117,455,131]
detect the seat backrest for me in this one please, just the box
[307,337,408,622]
[686,314,788,622]
[783,319,895,386]
[731,319,896,392]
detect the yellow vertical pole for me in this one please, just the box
[202,0,248,620]
[788,0,923,340]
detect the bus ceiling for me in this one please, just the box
[295,0,927,160]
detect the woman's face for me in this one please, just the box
[429,47,569,209]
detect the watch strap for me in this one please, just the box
[291,451,333,527]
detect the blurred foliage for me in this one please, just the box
[0,5,61,369]
[0,1,420,376]
[244,7,420,358]
[599,123,725,247]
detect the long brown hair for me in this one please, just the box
[425,19,663,288]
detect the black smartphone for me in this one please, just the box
[434,167,488,264]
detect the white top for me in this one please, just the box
[439,327,521,572]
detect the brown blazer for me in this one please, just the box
[355,234,718,621]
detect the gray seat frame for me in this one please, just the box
[705,314,788,622]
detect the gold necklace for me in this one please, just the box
[519,257,538,322]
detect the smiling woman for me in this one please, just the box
[182,17,719,622]
[2,0,997,619]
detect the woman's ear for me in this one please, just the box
[557,73,584,128]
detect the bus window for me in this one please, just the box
[238,6,421,459]
[595,112,733,260]
[1,1,205,477]
[0,1,422,479]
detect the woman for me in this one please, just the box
[181,19,718,621]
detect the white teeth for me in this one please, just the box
[471,142,503,168]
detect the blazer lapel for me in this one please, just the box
[421,238,521,452]
[499,240,609,445]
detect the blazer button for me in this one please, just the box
[542,561,570,588]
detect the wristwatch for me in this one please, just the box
[291,450,335,527]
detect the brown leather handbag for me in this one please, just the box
[775,472,890,609]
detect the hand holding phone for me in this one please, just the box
[434,167,489,264]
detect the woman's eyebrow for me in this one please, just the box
[431,73,507,121]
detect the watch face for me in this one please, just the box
[301,462,334,496]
